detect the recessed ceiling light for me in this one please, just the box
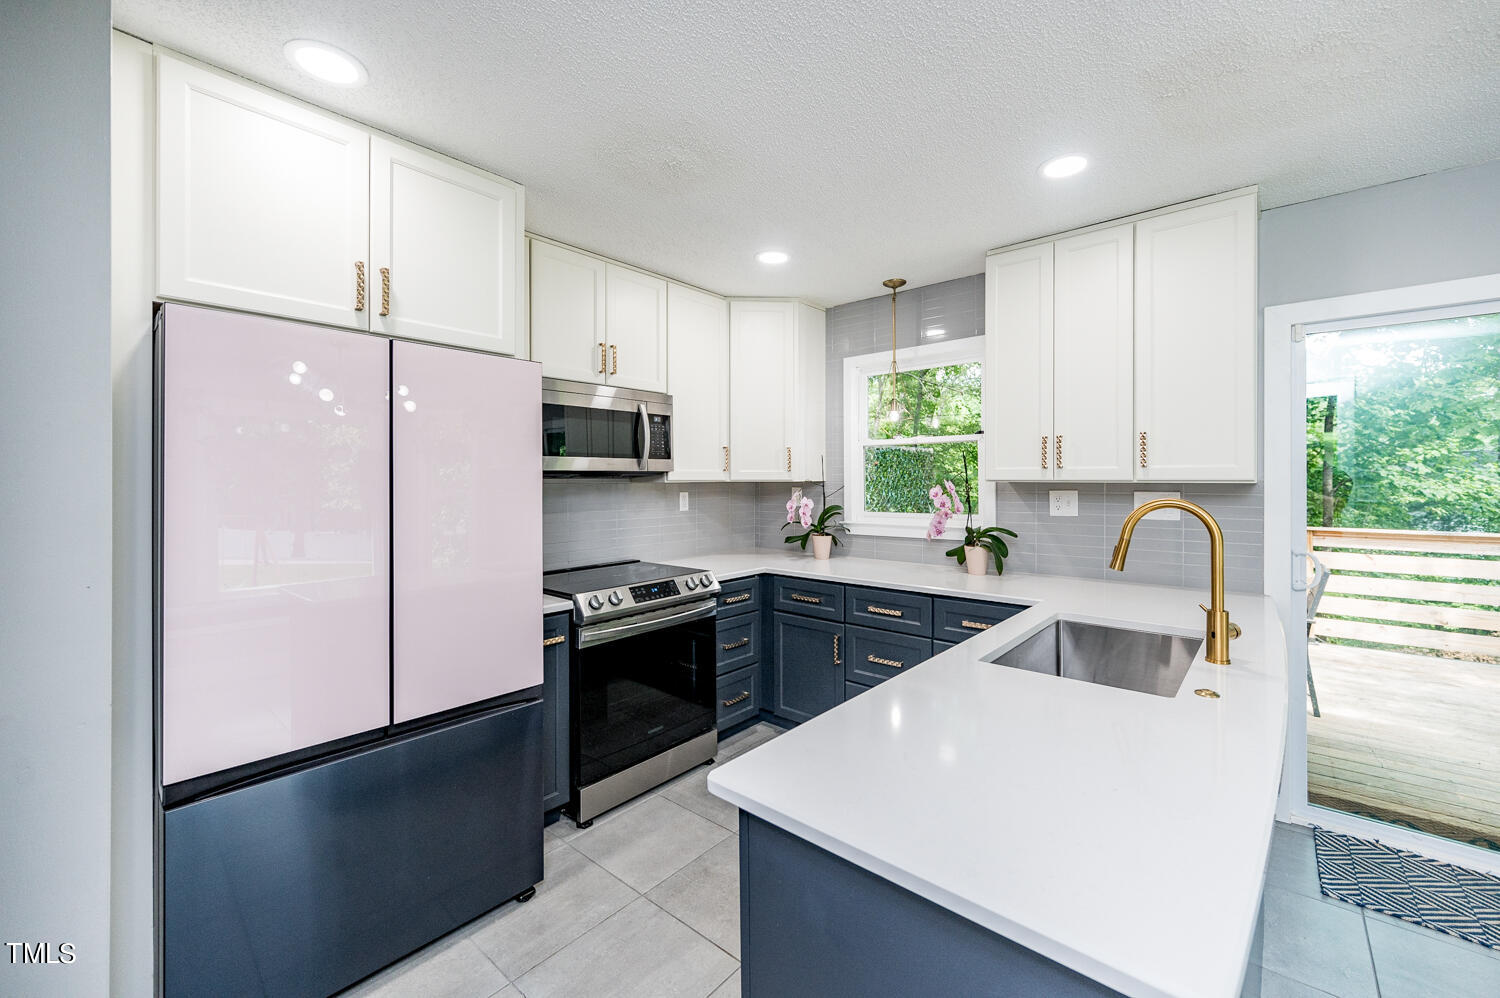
[1040,154,1088,179]
[756,250,789,265]
[284,39,368,87]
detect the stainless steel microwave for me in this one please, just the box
[542,378,672,476]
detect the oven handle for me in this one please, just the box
[637,402,649,472]
[578,598,718,649]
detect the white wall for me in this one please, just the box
[110,30,158,998]
[0,2,115,995]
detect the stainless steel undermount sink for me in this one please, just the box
[987,619,1203,698]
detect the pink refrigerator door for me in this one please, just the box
[391,341,542,723]
[160,304,392,786]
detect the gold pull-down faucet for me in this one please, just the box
[1108,498,1242,665]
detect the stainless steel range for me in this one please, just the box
[543,560,721,826]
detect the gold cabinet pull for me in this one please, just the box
[723,445,729,472]
[1041,435,1048,470]
[722,592,752,605]
[867,653,904,669]
[354,261,366,311]
[542,634,566,648]
[789,593,822,605]
[379,266,391,316]
[598,342,607,374]
[722,690,752,707]
[786,446,792,472]
[833,634,840,666]
[1139,431,1148,468]
[960,619,992,631]
[610,344,618,375]
[721,637,750,651]
[1055,434,1063,469]
[866,605,903,618]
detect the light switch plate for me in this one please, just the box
[1049,490,1078,517]
[679,491,690,512]
[1133,491,1181,519]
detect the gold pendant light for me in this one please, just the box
[881,278,906,423]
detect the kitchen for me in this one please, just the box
[5,2,1500,998]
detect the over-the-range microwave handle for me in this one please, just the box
[578,599,717,649]
[637,402,649,471]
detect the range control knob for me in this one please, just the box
[700,574,713,587]
[587,594,603,611]
[684,577,699,591]
[608,591,623,606]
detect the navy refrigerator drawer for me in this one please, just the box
[164,700,543,998]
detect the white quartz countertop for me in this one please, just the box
[542,594,573,615]
[702,551,1288,998]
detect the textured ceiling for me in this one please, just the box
[113,0,1500,307]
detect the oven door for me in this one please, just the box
[572,600,717,791]
[542,379,672,475]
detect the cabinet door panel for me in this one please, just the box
[1052,224,1134,481]
[157,55,369,329]
[1134,194,1257,482]
[392,342,542,723]
[605,265,669,391]
[530,241,607,383]
[729,301,796,480]
[542,613,570,812]
[667,283,730,480]
[984,244,1054,480]
[160,305,390,786]
[773,614,843,723]
[371,137,522,354]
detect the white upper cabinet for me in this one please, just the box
[729,301,796,481]
[370,136,524,354]
[1134,193,1258,482]
[1051,223,1135,481]
[529,240,608,382]
[984,243,1054,481]
[157,54,370,328]
[155,52,524,353]
[604,265,669,392]
[666,283,730,481]
[728,300,825,482]
[983,189,1258,484]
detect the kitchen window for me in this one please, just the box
[843,339,990,537]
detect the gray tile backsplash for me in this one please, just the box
[542,480,760,571]
[754,273,1267,595]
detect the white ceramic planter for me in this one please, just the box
[812,534,833,560]
[964,545,989,575]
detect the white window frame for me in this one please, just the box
[843,338,991,538]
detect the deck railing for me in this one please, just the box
[1308,527,1500,661]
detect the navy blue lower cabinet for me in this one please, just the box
[164,702,544,998]
[844,681,873,702]
[933,597,1027,644]
[773,613,844,723]
[718,664,761,728]
[716,614,758,674]
[844,625,932,687]
[542,612,570,813]
[934,640,958,653]
[739,813,1122,997]
[772,576,845,621]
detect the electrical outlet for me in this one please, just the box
[679,491,690,512]
[1049,490,1078,517]
[1133,491,1181,520]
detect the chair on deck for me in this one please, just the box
[1305,552,1331,717]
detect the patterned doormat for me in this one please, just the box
[1315,827,1500,950]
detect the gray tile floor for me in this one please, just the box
[342,723,1500,998]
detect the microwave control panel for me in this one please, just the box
[648,414,671,459]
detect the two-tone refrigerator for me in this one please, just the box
[156,303,543,997]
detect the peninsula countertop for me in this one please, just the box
[701,551,1288,998]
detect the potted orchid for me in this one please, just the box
[927,454,1018,576]
[782,483,846,560]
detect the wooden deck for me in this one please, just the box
[1306,526,1500,851]
[1306,642,1500,850]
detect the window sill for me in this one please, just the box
[843,520,961,542]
